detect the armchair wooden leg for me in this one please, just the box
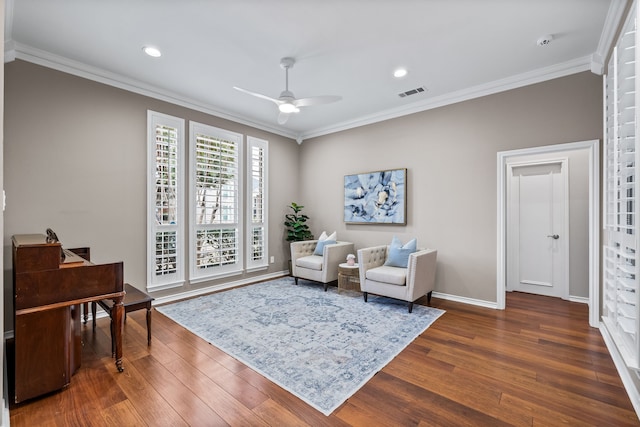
[363,292,368,302]
[294,277,298,286]
[408,302,414,313]
[323,283,329,292]
[427,291,433,304]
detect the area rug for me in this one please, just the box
[156,277,445,415]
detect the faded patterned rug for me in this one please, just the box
[156,277,445,415]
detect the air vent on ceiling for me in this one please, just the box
[398,86,427,98]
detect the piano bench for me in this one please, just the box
[92,283,154,351]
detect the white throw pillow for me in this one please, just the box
[317,231,337,241]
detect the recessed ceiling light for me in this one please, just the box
[143,46,162,58]
[393,68,408,78]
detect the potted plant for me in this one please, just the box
[284,202,313,275]
[284,202,313,242]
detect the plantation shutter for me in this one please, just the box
[602,2,640,369]
[189,122,243,281]
[147,111,185,291]
[247,137,268,270]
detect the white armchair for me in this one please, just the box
[357,245,437,313]
[291,240,355,291]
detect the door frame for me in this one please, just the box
[506,158,570,299]
[497,139,600,327]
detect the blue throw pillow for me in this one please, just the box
[384,236,417,268]
[314,239,336,256]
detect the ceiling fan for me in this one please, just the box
[233,57,342,125]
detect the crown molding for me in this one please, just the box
[592,0,629,75]
[4,0,16,62]
[4,0,14,45]
[7,42,299,141]
[5,40,598,144]
[4,39,15,63]
[300,56,591,141]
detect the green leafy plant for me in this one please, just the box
[284,202,313,242]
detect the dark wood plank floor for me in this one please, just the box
[9,289,640,426]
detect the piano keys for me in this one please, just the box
[12,233,125,403]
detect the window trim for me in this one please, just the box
[146,110,185,292]
[246,136,269,271]
[188,121,244,282]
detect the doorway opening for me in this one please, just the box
[497,140,600,327]
[507,159,569,299]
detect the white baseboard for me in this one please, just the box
[600,321,640,420]
[2,278,623,425]
[4,270,290,340]
[0,282,593,339]
[3,329,9,427]
[2,404,8,427]
[431,291,498,309]
[433,292,588,310]
[152,270,289,306]
[569,295,589,304]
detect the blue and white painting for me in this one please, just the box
[344,168,406,224]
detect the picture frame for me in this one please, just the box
[344,168,407,224]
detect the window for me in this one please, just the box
[602,2,640,370]
[147,114,269,288]
[246,137,268,270]
[147,111,185,291]
[189,122,243,282]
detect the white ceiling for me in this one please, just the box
[4,0,626,141]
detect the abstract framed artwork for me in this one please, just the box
[344,168,407,224]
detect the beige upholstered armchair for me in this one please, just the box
[291,240,355,291]
[357,245,437,312]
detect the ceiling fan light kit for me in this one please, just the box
[279,103,299,113]
[234,57,342,125]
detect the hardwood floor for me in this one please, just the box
[9,289,640,426]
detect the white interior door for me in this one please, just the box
[507,160,569,299]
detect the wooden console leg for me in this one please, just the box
[110,316,115,357]
[83,302,89,324]
[112,298,125,372]
[146,307,152,346]
[91,301,97,331]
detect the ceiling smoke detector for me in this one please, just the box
[536,35,553,47]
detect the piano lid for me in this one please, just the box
[12,234,59,247]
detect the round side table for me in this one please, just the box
[338,263,360,293]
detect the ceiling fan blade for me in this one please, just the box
[293,95,342,108]
[233,86,281,105]
[235,58,342,125]
[278,112,291,125]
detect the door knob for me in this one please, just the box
[547,234,559,239]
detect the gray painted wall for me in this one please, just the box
[3,61,601,328]
[3,60,299,328]
[297,72,601,302]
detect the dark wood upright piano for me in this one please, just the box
[12,234,125,403]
